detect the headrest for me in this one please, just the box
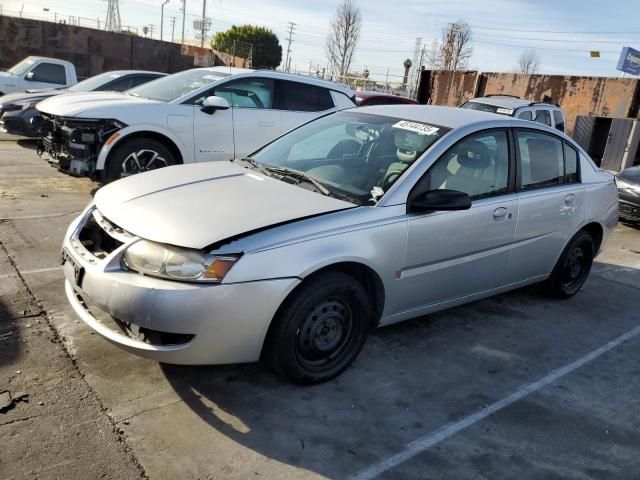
[455,140,491,168]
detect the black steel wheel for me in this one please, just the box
[546,230,594,298]
[264,271,371,385]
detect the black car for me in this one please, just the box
[0,70,165,137]
[616,166,640,222]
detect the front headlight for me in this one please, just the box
[15,101,38,111]
[122,240,239,282]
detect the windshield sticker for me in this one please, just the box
[393,120,439,136]
[496,107,514,115]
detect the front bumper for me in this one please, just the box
[62,208,300,364]
[0,109,38,136]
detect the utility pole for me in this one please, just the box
[148,24,154,39]
[170,16,176,43]
[181,0,186,45]
[200,0,207,48]
[284,22,296,72]
[160,0,169,42]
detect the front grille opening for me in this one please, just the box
[112,317,194,346]
[78,214,123,259]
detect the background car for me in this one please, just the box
[36,68,356,181]
[0,56,78,94]
[60,105,617,384]
[460,94,567,133]
[0,70,165,137]
[616,165,640,222]
[355,90,417,106]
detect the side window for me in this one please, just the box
[564,143,579,183]
[104,77,135,91]
[516,130,563,190]
[533,109,552,126]
[427,130,510,200]
[517,110,532,121]
[553,111,565,132]
[199,77,274,109]
[29,63,66,84]
[275,80,334,112]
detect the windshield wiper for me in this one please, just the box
[264,166,332,196]
[236,156,272,177]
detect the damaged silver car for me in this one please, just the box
[61,106,618,384]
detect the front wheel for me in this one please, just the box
[105,138,177,182]
[545,230,594,298]
[264,271,371,385]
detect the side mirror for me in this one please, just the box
[201,95,230,114]
[25,71,35,81]
[408,189,471,213]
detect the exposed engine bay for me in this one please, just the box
[36,112,126,178]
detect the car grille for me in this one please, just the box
[73,209,133,260]
[620,203,640,221]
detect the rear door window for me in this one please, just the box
[564,143,579,182]
[516,130,564,190]
[533,109,552,127]
[517,110,533,121]
[275,80,334,112]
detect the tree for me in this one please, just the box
[435,20,472,71]
[517,49,540,75]
[212,25,282,69]
[403,58,412,86]
[326,0,362,80]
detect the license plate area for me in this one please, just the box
[61,248,85,287]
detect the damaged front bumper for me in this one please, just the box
[62,206,299,365]
[37,113,126,178]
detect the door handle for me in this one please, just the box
[493,207,509,219]
[565,193,576,205]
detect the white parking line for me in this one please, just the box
[347,323,640,480]
[0,266,63,279]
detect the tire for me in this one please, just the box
[105,137,177,182]
[545,230,594,298]
[264,271,371,385]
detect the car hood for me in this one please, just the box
[0,90,60,106]
[94,161,354,250]
[36,92,159,117]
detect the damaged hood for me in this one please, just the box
[36,91,160,117]
[94,161,354,249]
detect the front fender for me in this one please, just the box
[95,124,191,171]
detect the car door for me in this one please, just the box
[213,76,280,159]
[24,62,67,89]
[274,79,335,134]
[398,129,518,312]
[506,129,584,283]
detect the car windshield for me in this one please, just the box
[7,58,36,76]
[460,101,514,116]
[250,111,448,205]
[127,69,228,102]
[68,72,124,92]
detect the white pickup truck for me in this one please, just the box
[0,57,78,95]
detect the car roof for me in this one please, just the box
[468,96,560,110]
[227,69,355,96]
[97,70,167,76]
[355,91,417,102]
[352,104,508,129]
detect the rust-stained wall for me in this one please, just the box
[419,70,640,135]
[0,16,243,77]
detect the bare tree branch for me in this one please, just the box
[517,49,540,75]
[326,0,362,80]
[436,20,472,71]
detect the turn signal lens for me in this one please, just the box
[203,258,237,280]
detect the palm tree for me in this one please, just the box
[403,58,412,87]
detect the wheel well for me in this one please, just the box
[303,262,385,328]
[106,131,183,169]
[581,222,604,254]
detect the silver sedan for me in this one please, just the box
[61,106,618,384]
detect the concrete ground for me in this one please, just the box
[1,134,640,480]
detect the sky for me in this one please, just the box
[2,0,639,82]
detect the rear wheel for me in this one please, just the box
[264,271,371,385]
[545,230,594,298]
[105,138,177,182]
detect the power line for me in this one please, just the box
[284,22,296,72]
